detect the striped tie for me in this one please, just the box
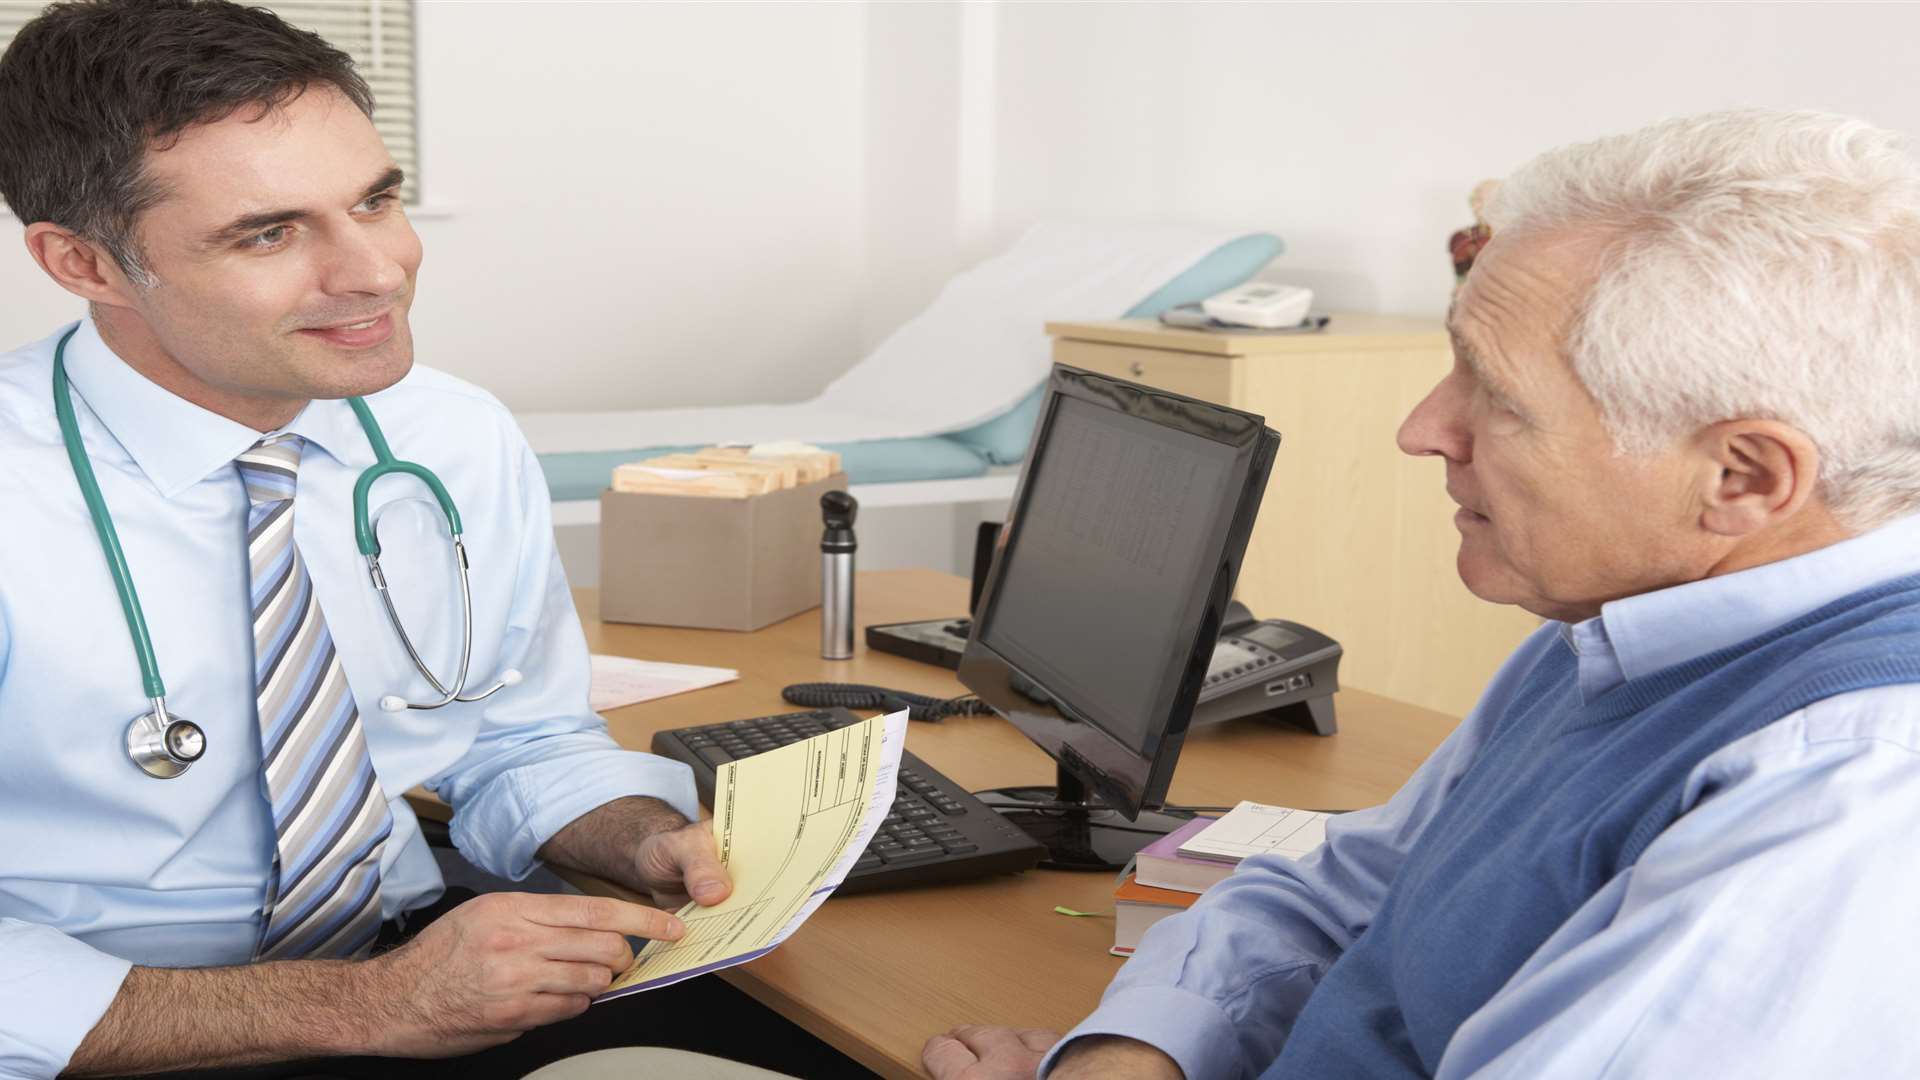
[238,434,393,960]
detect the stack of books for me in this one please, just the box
[1111,802,1333,956]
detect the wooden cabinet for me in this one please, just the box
[1046,316,1539,718]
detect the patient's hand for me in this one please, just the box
[922,1025,1059,1079]
[925,1028,1186,1080]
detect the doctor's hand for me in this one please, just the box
[358,892,682,1057]
[631,817,733,909]
[536,795,733,910]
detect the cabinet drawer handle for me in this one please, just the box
[1129,361,1146,377]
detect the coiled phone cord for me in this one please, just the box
[781,683,996,723]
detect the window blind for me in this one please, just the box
[267,1,418,200]
[0,0,419,203]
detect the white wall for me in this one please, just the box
[406,1,869,411]
[991,2,1920,317]
[7,2,1920,414]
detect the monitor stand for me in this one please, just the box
[973,764,1194,872]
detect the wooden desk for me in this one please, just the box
[576,569,1459,1079]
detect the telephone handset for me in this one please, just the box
[1194,600,1341,735]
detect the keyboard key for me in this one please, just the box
[696,747,735,768]
[881,848,946,867]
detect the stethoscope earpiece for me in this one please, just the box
[376,668,524,714]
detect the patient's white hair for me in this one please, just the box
[1487,108,1920,530]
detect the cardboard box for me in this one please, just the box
[598,472,845,631]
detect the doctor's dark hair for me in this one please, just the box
[0,0,373,285]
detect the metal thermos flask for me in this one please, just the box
[820,491,858,659]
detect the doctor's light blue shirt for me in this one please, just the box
[0,317,699,1078]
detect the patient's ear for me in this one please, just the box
[1694,420,1821,537]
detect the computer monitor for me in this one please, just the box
[957,364,1279,870]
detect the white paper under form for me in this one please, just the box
[1176,800,1331,863]
[588,654,738,713]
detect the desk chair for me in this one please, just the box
[525,1048,797,1080]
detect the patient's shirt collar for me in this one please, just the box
[1557,512,1920,702]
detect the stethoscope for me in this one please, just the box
[53,326,522,779]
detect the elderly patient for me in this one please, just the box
[926,107,1920,1079]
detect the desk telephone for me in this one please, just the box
[1195,600,1341,735]
[864,522,1342,735]
[993,599,1340,735]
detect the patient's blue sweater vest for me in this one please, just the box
[1265,574,1920,1079]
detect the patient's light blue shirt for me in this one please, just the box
[0,318,699,1078]
[1048,511,1920,1078]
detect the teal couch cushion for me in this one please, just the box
[945,232,1283,464]
[540,436,990,503]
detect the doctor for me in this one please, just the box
[0,1,739,1077]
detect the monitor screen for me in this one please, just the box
[961,365,1278,817]
[977,394,1238,756]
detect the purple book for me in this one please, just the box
[1133,816,1229,894]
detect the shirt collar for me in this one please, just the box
[285,395,378,472]
[58,313,375,499]
[1562,511,1920,699]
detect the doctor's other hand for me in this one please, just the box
[632,817,733,909]
[358,892,682,1057]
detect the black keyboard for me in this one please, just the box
[650,708,1045,893]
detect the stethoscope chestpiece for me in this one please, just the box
[126,701,206,779]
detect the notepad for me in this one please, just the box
[1176,801,1331,864]
[589,655,738,713]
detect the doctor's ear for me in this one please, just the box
[1694,419,1822,538]
[23,221,144,305]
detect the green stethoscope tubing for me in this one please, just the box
[53,327,167,700]
[55,324,512,777]
[347,394,462,556]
